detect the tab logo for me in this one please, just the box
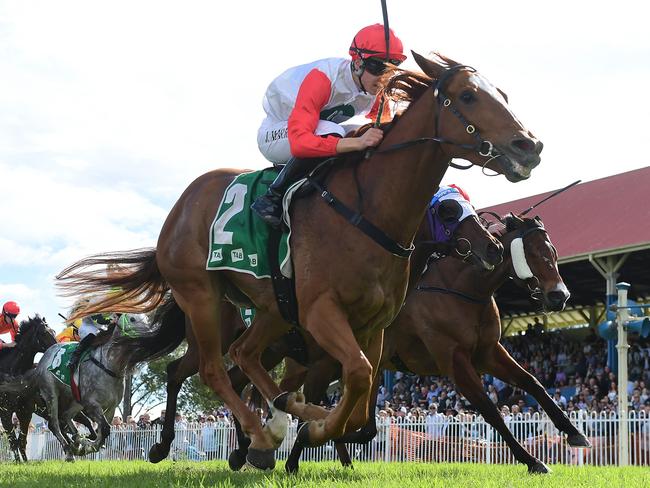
[231,248,244,262]
[248,254,258,267]
[211,249,223,262]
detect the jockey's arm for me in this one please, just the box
[0,341,16,350]
[287,69,383,158]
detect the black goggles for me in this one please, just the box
[3,312,17,319]
[363,57,403,76]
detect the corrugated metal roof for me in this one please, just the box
[479,166,650,262]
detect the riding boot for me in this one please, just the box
[251,158,318,228]
[67,334,95,373]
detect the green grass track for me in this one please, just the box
[0,460,648,487]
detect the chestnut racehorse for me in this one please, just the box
[57,52,541,469]
[145,194,504,464]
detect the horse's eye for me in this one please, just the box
[459,91,476,104]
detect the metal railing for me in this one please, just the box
[3,411,649,465]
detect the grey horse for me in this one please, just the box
[0,308,184,461]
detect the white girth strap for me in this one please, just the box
[511,237,534,280]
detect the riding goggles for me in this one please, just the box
[3,312,17,319]
[363,57,403,76]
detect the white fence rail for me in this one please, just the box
[3,412,649,465]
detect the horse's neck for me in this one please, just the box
[3,344,35,374]
[479,254,514,295]
[358,90,447,243]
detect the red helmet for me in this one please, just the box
[349,24,406,62]
[2,301,20,316]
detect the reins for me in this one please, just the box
[309,65,503,259]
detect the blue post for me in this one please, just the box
[383,370,394,401]
[606,292,618,374]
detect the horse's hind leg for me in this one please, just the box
[484,344,590,447]
[172,279,276,470]
[42,393,75,462]
[149,348,198,463]
[450,347,550,474]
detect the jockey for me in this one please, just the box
[0,301,20,350]
[56,321,80,343]
[66,297,119,373]
[251,23,407,227]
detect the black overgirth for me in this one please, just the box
[415,284,491,305]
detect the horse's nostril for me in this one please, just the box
[548,291,568,305]
[511,138,536,153]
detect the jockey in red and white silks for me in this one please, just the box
[251,24,407,228]
[258,24,406,165]
[258,57,386,164]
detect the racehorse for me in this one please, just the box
[281,214,590,474]
[56,51,542,469]
[0,315,57,462]
[0,314,183,461]
[145,195,505,463]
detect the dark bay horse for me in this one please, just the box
[146,195,504,464]
[57,51,541,469]
[0,315,57,462]
[285,215,589,474]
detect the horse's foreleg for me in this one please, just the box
[484,344,590,447]
[16,405,33,462]
[295,296,373,448]
[450,347,550,474]
[174,284,276,470]
[149,351,198,463]
[229,316,288,405]
[83,403,111,453]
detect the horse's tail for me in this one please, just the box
[113,295,186,369]
[0,369,38,395]
[56,248,168,321]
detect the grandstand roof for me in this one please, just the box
[479,166,650,335]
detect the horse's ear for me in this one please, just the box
[497,87,509,103]
[411,51,447,80]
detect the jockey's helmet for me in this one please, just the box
[2,301,20,318]
[349,24,406,65]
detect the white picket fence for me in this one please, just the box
[3,411,650,466]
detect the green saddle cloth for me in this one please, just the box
[206,168,291,279]
[47,343,90,386]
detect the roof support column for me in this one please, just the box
[589,253,629,373]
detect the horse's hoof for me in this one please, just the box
[228,449,247,471]
[567,433,591,448]
[285,454,300,474]
[65,454,75,463]
[528,461,551,474]
[148,443,169,463]
[246,448,276,471]
[273,392,291,412]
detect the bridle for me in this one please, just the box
[366,64,504,173]
[309,65,507,259]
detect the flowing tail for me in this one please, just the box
[56,248,168,320]
[0,369,39,395]
[113,295,186,370]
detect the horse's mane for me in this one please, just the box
[13,315,44,343]
[382,53,458,104]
